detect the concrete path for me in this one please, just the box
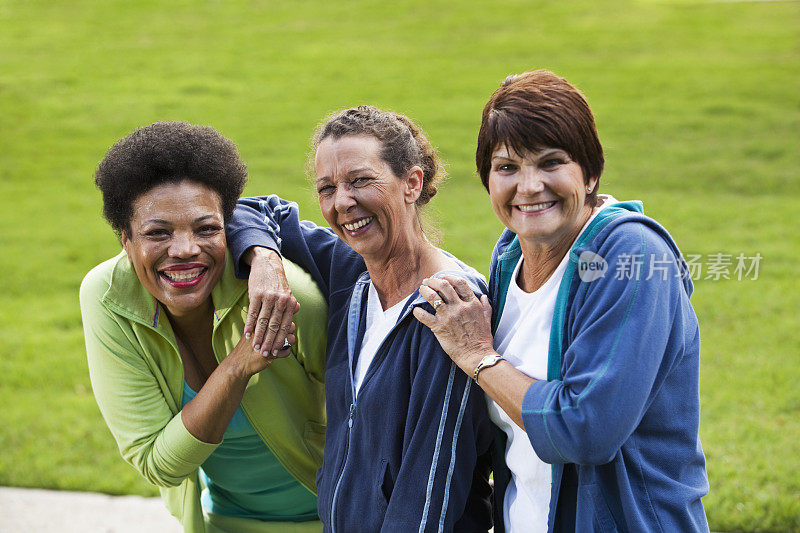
[0,487,181,532]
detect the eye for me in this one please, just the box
[143,229,170,239]
[352,176,372,186]
[317,184,335,195]
[197,224,222,235]
[493,163,518,173]
[541,157,565,169]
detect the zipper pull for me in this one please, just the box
[348,403,355,428]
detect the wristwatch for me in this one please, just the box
[472,353,504,385]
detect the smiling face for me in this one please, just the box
[488,145,598,248]
[314,135,423,263]
[121,181,227,319]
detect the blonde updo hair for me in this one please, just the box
[311,105,443,207]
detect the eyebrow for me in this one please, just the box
[316,167,375,184]
[141,215,219,225]
[491,148,565,161]
[346,167,373,176]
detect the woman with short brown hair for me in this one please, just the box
[415,70,710,532]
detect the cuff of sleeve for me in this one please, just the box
[521,379,567,464]
[227,227,281,279]
[152,413,220,479]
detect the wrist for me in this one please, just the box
[219,353,255,383]
[245,246,278,266]
[457,347,496,376]
[470,351,504,385]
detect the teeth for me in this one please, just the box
[343,217,373,231]
[518,202,556,212]
[163,268,204,282]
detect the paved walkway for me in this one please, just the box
[0,487,181,532]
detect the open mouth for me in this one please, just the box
[516,201,557,213]
[159,265,208,287]
[342,216,373,234]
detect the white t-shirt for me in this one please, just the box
[354,281,407,395]
[490,197,616,532]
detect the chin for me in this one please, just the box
[164,297,207,316]
[157,283,215,317]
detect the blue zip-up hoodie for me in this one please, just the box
[228,195,494,533]
[490,201,709,532]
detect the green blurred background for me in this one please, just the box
[1,0,798,530]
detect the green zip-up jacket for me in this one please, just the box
[79,251,327,533]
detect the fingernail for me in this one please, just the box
[254,344,261,351]
[272,349,279,357]
[261,350,270,358]
[245,332,251,339]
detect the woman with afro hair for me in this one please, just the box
[80,121,328,532]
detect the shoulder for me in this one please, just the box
[283,258,329,325]
[491,229,517,261]
[283,258,325,304]
[590,213,682,261]
[79,253,125,312]
[576,214,692,301]
[435,250,489,296]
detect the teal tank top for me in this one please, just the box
[181,382,318,521]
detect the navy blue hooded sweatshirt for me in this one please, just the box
[228,195,494,533]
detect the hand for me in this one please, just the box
[225,332,282,379]
[244,247,300,356]
[412,275,496,374]
[185,331,296,443]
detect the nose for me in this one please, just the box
[517,165,545,195]
[168,231,201,258]
[333,184,357,213]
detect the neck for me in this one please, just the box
[365,233,455,309]
[518,206,595,293]
[165,299,214,341]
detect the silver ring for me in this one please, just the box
[432,299,444,310]
[281,339,292,351]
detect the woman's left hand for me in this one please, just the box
[413,275,496,373]
[244,247,300,356]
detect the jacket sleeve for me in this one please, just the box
[521,222,692,465]
[227,195,364,299]
[381,321,494,533]
[80,271,218,487]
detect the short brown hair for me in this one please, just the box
[475,70,604,199]
[312,105,443,206]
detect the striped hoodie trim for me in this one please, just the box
[418,362,456,532]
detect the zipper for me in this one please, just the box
[329,277,416,531]
[330,278,370,533]
[329,401,355,533]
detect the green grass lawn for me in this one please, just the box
[1,0,798,530]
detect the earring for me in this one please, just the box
[586,186,592,193]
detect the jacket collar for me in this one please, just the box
[350,249,488,322]
[491,200,645,331]
[100,250,247,330]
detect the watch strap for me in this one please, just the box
[472,353,503,385]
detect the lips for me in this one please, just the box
[342,216,373,233]
[159,263,208,287]
[516,201,557,213]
